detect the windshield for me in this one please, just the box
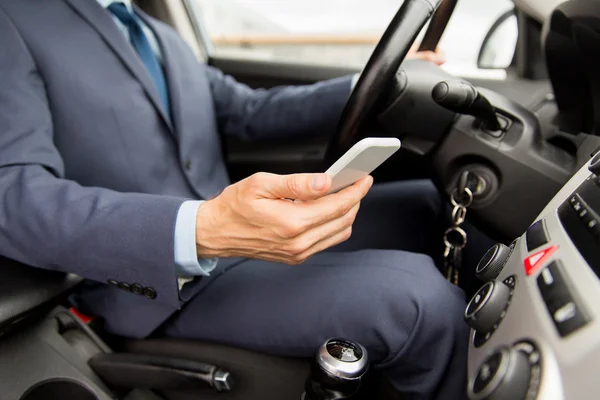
[188,0,516,78]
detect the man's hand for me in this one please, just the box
[195,173,373,264]
[407,43,446,66]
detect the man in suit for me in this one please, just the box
[0,0,477,398]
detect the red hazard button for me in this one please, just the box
[524,245,558,275]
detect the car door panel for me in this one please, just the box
[209,57,357,88]
[210,57,352,181]
[210,56,430,182]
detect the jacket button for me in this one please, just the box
[131,283,144,295]
[184,160,191,170]
[107,279,119,287]
[118,282,131,292]
[143,287,157,300]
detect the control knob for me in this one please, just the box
[476,244,511,281]
[589,151,600,175]
[468,348,531,400]
[465,280,511,334]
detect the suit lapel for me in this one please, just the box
[63,0,174,134]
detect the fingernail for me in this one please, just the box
[310,174,327,191]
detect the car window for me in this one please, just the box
[186,0,517,78]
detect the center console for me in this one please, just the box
[465,152,600,399]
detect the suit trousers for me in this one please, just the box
[160,180,492,400]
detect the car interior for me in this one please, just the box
[2,0,600,399]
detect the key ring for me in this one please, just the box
[443,226,468,249]
[450,187,473,208]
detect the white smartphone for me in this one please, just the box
[325,137,401,194]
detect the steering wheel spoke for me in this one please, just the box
[325,0,442,164]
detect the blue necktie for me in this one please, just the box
[108,2,170,118]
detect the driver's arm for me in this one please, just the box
[204,66,352,141]
[0,7,186,310]
[203,44,445,143]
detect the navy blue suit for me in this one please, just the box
[0,1,472,398]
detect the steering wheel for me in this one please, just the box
[325,0,442,164]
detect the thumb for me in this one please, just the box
[261,173,332,200]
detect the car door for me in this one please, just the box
[166,0,521,182]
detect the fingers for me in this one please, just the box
[251,221,356,265]
[406,41,446,65]
[296,175,373,229]
[255,172,332,201]
[407,41,420,55]
[279,202,360,259]
[290,225,354,265]
[249,173,372,233]
[410,50,446,65]
[263,176,371,243]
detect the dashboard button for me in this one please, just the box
[466,281,492,317]
[503,275,516,289]
[465,280,511,334]
[587,217,600,232]
[558,192,600,279]
[553,302,588,336]
[569,195,577,204]
[526,220,550,252]
[569,194,600,236]
[537,261,570,302]
[537,261,590,337]
[468,348,531,400]
[472,350,503,395]
[476,243,511,281]
[537,261,570,303]
[524,245,558,276]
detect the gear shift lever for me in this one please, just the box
[432,80,502,131]
[302,338,369,400]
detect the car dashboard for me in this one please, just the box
[466,152,600,399]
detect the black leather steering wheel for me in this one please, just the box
[325,0,442,164]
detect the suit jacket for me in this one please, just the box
[0,0,351,337]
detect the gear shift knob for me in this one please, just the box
[432,80,502,131]
[302,338,369,400]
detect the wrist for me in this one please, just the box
[195,200,221,258]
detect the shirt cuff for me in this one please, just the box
[174,200,218,283]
